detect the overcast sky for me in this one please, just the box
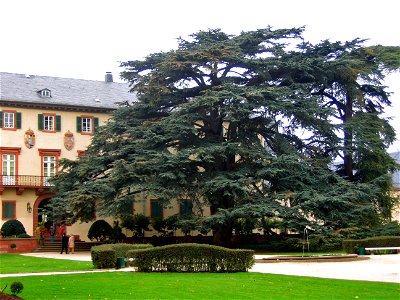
[1,0,399,151]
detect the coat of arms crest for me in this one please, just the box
[64,130,74,150]
[24,128,36,149]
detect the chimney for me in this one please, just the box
[105,72,113,83]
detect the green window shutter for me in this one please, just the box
[93,117,99,132]
[76,117,82,133]
[38,114,44,130]
[0,112,3,128]
[2,202,15,219]
[151,200,162,219]
[16,112,22,129]
[180,200,193,217]
[56,115,61,132]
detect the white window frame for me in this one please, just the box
[3,112,15,128]
[82,117,93,133]
[43,156,56,184]
[44,115,55,131]
[2,154,16,185]
[41,90,51,97]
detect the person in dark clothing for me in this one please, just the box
[60,233,69,254]
[50,225,56,242]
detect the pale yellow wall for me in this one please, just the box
[1,106,110,176]
[1,105,110,239]
[391,190,400,222]
[0,189,35,235]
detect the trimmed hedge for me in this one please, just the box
[343,236,400,253]
[91,243,153,269]
[126,243,255,272]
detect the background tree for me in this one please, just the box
[50,27,399,246]
[286,41,400,219]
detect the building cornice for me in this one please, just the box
[0,100,116,113]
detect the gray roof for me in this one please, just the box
[0,72,136,112]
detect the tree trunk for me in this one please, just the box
[212,222,233,247]
[343,93,354,180]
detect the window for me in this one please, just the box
[40,89,51,98]
[38,114,61,132]
[4,112,14,128]
[37,89,51,98]
[44,115,54,131]
[2,201,16,219]
[43,156,56,177]
[0,111,21,130]
[2,154,16,185]
[77,116,99,135]
[180,200,193,217]
[150,199,163,219]
[82,117,93,133]
[38,149,61,185]
[0,147,21,185]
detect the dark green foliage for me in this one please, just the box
[176,218,198,236]
[121,214,150,237]
[126,243,255,272]
[237,233,343,252]
[87,220,113,242]
[1,220,27,237]
[50,27,400,246]
[16,233,31,238]
[233,217,257,235]
[370,222,400,237]
[337,222,400,239]
[296,41,400,219]
[112,221,124,242]
[112,243,153,258]
[10,281,23,295]
[91,243,153,269]
[151,217,166,236]
[342,236,400,253]
[256,217,282,235]
[9,243,16,249]
[90,248,115,269]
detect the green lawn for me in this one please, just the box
[0,254,94,274]
[1,272,399,300]
[1,254,399,299]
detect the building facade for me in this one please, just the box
[0,72,135,240]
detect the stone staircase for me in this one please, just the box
[33,240,103,252]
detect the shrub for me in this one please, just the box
[343,236,400,253]
[176,218,197,236]
[126,243,255,272]
[10,281,23,295]
[16,233,31,238]
[369,222,400,237]
[112,221,123,242]
[121,214,151,237]
[1,220,27,237]
[91,243,153,269]
[9,243,16,249]
[151,217,167,236]
[233,217,257,235]
[88,220,113,241]
[337,223,400,240]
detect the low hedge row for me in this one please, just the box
[126,243,255,272]
[343,236,400,253]
[91,243,153,269]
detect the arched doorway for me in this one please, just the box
[38,198,52,229]
[33,193,55,238]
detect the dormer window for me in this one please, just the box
[38,89,51,98]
